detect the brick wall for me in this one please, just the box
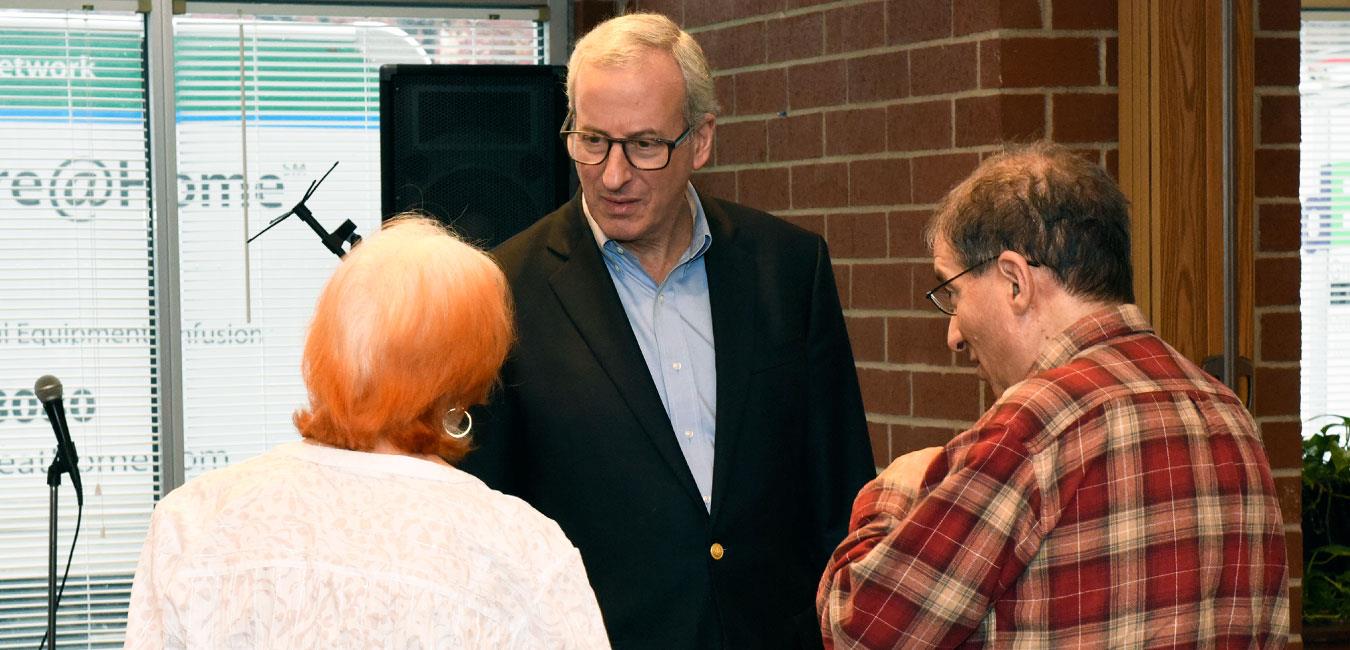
[620,0,1302,635]
[1253,0,1302,639]
[630,0,1117,467]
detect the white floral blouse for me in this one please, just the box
[124,440,609,649]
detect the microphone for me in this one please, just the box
[34,375,83,506]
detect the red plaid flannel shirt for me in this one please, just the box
[818,305,1288,648]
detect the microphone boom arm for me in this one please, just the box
[246,161,362,258]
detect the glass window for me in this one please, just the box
[1301,16,1350,434]
[0,9,156,648]
[0,6,544,647]
[172,12,543,478]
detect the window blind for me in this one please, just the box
[0,9,157,648]
[1301,17,1350,435]
[0,7,545,646]
[171,12,543,477]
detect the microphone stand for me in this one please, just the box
[46,448,74,647]
[247,161,362,258]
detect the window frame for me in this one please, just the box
[139,0,561,497]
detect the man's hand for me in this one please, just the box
[878,446,944,494]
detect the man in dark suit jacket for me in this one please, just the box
[461,13,874,649]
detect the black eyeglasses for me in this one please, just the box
[559,118,695,171]
[925,257,994,316]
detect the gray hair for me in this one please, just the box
[566,12,720,127]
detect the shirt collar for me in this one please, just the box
[1031,303,1154,374]
[581,182,713,263]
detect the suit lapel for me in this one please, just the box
[703,199,756,520]
[545,198,704,505]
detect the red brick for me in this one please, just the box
[1052,92,1118,143]
[869,421,891,468]
[767,112,823,162]
[847,315,886,362]
[787,0,835,7]
[890,424,962,458]
[1259,420,1303,471]
[1105,37,1118,86]
[1254,256,1299,307]
[700,22,766,70]
[692,170,736,200]
[767,12,824,64]
[1258,203,1300,253]
[1105,147,1119,180]
[1052,0,1117,29]
[715,120,767,165]
[829,211,889,258]
[1288,583,1302,637]
[858,367,911,416]
[734,69,788,116]
[1255,148,1298,198]
[997,37,1099,88]
[912,371,983,420]
[850,158,913,207]
[911,42,977,96]
[1255,37,1298,87]
[785,213,827,238]
[954,0,1041,34]
[683,0,735,28]
[847,51,910,102]
[791,161,849,208]
[887,315,952,365]
[1252,365,1299,417]
[1258,0,1300,31]
[738,166,791,211]
[1260,94,1299,145]
[575,0,623,34]
[1260,311,1300,362]
[826,107,888,156]
[1274,475,1301,526]
[834,261,851,307]
[1285,530,1302,582]
[789,59,848,110]
[889,209,932,258]
[853,261,913,309]
[912,152,980,204]
[739,0,789,15]
[979,39,1000,89]
[888,0,953,45]
[888,99,952,152]
[954,93,1044,147]
[715,75,736,116]
[825,2,886,54]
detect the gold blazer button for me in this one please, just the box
[710,542,725,560]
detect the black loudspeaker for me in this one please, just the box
[380,64,573,248]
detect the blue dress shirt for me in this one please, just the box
[582,184,717,511]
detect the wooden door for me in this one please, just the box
[1118,0,1255,398]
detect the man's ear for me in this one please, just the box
[691,114,715,171]
[995,251,1034,315]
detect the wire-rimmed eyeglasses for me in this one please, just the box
[559,119,695,171]
[926,256,1048,315]
[925,257,994,316]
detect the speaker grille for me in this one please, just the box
[381,64,572,248]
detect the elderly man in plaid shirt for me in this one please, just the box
[818,142,1289,648]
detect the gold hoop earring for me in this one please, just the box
[443,408,473,439]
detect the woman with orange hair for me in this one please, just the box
[124,217,608,648]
